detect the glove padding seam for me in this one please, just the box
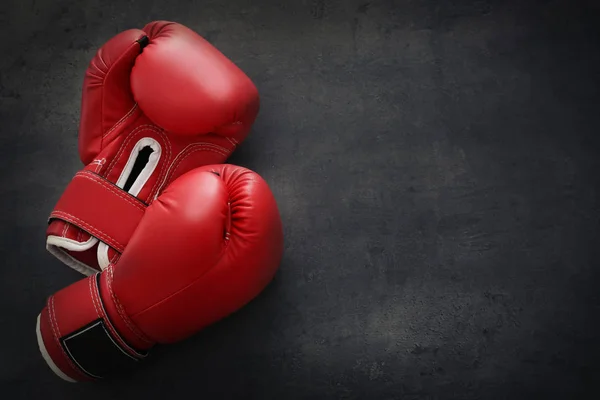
[96,37,143,143]
[144,132,171,203]
[154,144,230,199]
[102,104,138,140]
[92,273,146,357]
[106,266,153,344]
[89,275,103,319]
[143,21,177,39]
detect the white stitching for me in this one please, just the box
[105,125,162,176]
[61,221,69,238]
[50,297,61,338]
[90,158,106,173]
[92,275,124,349]
[88,276,102,319]
[50,211,125,252]
[106,266,153,344]
[47,296,84,379]
[74,171,146,211]
[102,104,138,139]
[156,144,229,196]
[51,170,145,250]
[146,131,172,200]
[95,273,144,357]
[95,40,143,144]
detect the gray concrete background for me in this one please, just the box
[1,0,599,398]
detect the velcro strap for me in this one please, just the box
[61,318,144,379]
[59,273,148,380]
[49,171,147,253]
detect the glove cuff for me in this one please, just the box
[37,274,152,381]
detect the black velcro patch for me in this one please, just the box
[61,319,140,379]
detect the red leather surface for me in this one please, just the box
[113,165,284,342]
[39,277,101,381]
[99,268,154,350]
[78,29,146,165]
[51,276,99,336]
[39,274,154,380]
[40,165,283,379]
[133,21,260,137]
[39,303,92,382]
[82,119,168,201]
[50,171,146,253]
[48,21,260,274]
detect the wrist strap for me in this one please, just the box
[49,171,147,253]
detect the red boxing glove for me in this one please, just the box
[37,165,284,382]
[46,21,259,275]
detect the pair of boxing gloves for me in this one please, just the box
[36,21,283,382]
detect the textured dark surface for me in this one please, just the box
[1,0,600,398]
